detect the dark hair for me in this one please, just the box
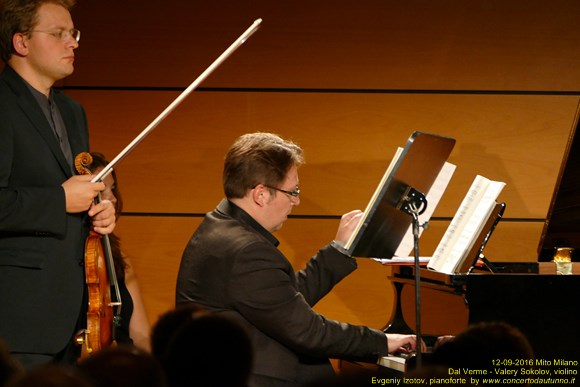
[8,364,91,387]
[77,345,167,387]
[223,132,304,199]
[88,152,123,215]
[163,314,253,387]
[431,321,534,373]
[150,303,207,359]
[88,152,126,278]
[0,0,76,62]
[0,337,23,386]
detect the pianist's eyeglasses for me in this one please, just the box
[265,185,301,198]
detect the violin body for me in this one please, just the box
[74,153,120,359]
[77,231,114,356]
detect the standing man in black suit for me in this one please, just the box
[176,132,420,387]
[0,0,116,368]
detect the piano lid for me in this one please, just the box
[538,106,580,261]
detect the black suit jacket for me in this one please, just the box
[0,65,89,355]
[176,200,388,386]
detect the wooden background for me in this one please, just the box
[34,0,580,337]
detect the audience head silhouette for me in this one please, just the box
[150,303,207,359]
[0,338,23,386]
[163,313,253,387]
[7,364,91,387]
[77,345,167,387]
[430,321,534,372]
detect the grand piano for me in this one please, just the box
[382,122,580,368]
[388,263,579,361]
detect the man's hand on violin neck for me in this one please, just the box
[62,175,106,213]
[89,200,116,235]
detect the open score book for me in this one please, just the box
[426,175,506,274]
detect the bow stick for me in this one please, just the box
[91,18,262,183]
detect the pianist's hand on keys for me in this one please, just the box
[386,333,427,354]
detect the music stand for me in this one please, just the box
[465,202,506,274]
[345,131,456,366]
[346,132,455,258]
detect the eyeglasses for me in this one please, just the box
[29,28,81,42]
[265,185,300,198]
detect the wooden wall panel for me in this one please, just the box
[116,217,201,324]
[64,0,580,91]
[66,89,578,219]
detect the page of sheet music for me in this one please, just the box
[373,257,431,265]
[428,175,505,274]
[393,161,456,257]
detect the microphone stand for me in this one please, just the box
[398,187,428,368]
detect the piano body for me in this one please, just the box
[388,263,580,361]
[378,116,580,370]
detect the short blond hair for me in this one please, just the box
[0,0,76,62]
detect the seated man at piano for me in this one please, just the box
[175,132,422,387]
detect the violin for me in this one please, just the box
[74,152,122,358]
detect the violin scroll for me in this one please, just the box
[74,152,94,176]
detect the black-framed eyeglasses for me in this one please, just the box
[29,28,81,42]
[265,185,300,198]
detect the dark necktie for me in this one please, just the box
[48,98,74,169]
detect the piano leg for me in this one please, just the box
[383,280,447,350]
[383,281,414,334]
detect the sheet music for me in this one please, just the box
[428,175,506,274]
[373,257,430,265]
[394,161,456,257]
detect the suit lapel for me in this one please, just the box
[4,67,74,177]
